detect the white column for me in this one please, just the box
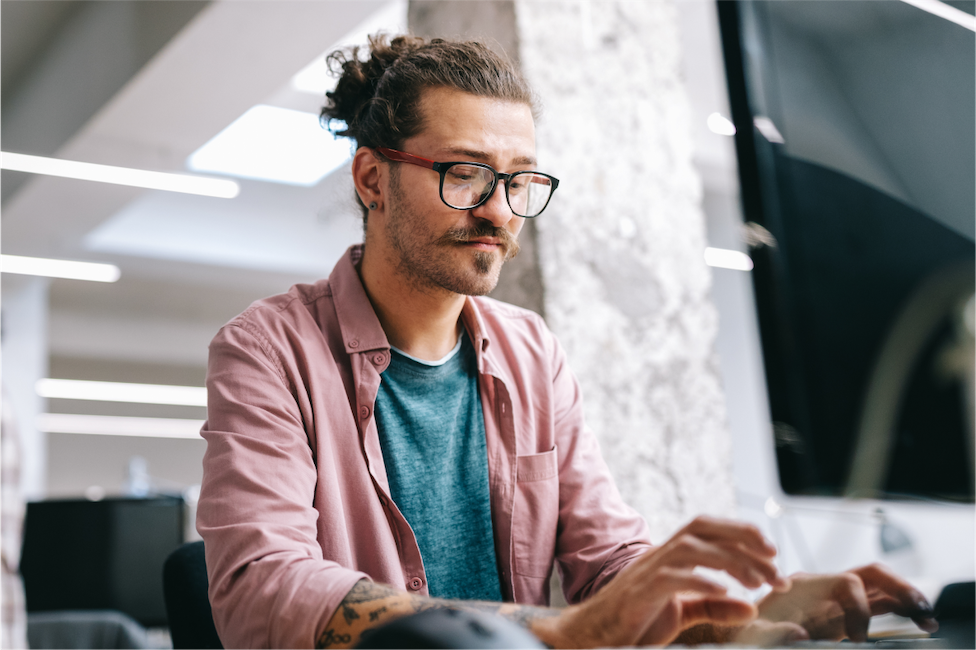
[516,0,736,539]
[2,275,50,500]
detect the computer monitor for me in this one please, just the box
[718,0,975,501]
[20,496,185,628]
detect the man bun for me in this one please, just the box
[321,33,534,150]
[321,35,420,147]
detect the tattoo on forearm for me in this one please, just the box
[341,603,360,625]
[341,580,401,604]
[316,628,351,648]
[318,579,561,649]
[411,598,441,614]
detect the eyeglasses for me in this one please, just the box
[376,148,559,218]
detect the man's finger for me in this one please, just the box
[853,563,936,627]
[682,515,778,557]
[656,532,784,590]
[868,594,903,615]
[733,620,810,647]
[678,596,758,628]
[830,574,872,643]
[867,594,940,635]
[645,567,729,598]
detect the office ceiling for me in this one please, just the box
[2,1,78,96]
[2,1,403,371]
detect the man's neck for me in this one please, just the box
[358,246,466,362]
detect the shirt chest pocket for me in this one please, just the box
[512,447,559,578]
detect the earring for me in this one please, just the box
[368,201,378,210]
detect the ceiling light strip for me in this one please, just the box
[37,413,205,439]
[900,0,976,31]
[36,378,207,407]
[704,247,754,272]
[1,151,240,198]
[1,255,121,282]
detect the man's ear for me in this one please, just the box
[352,146,384,211]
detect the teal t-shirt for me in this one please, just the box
[374,332,503,601]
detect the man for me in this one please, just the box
[197,35,937,649]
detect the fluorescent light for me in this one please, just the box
[1,255,120,282]
[187,105,353,186]
[37,413,205,439]
[707,112,736,136]
[901,0,976,31]
[1,152,239,198]
[36,379,207,407]
[704,247,754,271]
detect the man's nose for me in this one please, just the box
[470,180,517,227]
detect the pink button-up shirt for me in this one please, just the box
[197,245,652,649]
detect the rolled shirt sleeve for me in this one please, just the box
[198,321,368,649]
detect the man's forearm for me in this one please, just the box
[316,579,562,649]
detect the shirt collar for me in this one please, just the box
[461,296,492,359]
[330,244,390,354]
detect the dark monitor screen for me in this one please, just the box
[718,1,975,501]
[20,496,185,628]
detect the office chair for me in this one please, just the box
[163,541,223,649]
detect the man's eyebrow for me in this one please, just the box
[443,147,537,167]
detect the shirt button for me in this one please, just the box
[372,353,386,365]
[408,577,423,590]
[349,340,359,349]
[359,405,371,419]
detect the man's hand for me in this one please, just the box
[535,516,791,648]
[321,516,788,649]
[753,563,938,643]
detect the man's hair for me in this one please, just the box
[320,34,536,220]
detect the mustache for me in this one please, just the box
[435,223,520,260]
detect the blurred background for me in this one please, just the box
[1,0,973,647]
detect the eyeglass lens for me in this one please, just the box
[443,164,553,217]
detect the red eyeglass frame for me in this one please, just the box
[375,147,559,218]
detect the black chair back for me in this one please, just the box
[163,541,223,649]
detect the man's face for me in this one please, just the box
[379,87,536,297]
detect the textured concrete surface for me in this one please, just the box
[514,0,736,539]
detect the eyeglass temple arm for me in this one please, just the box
[376,148,436,170]
[379,147,558,191]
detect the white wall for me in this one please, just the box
[1,275,50,500]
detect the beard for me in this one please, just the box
[384,170,521,296]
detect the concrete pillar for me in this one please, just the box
[1,275,50,500]
[408,0,736,541]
